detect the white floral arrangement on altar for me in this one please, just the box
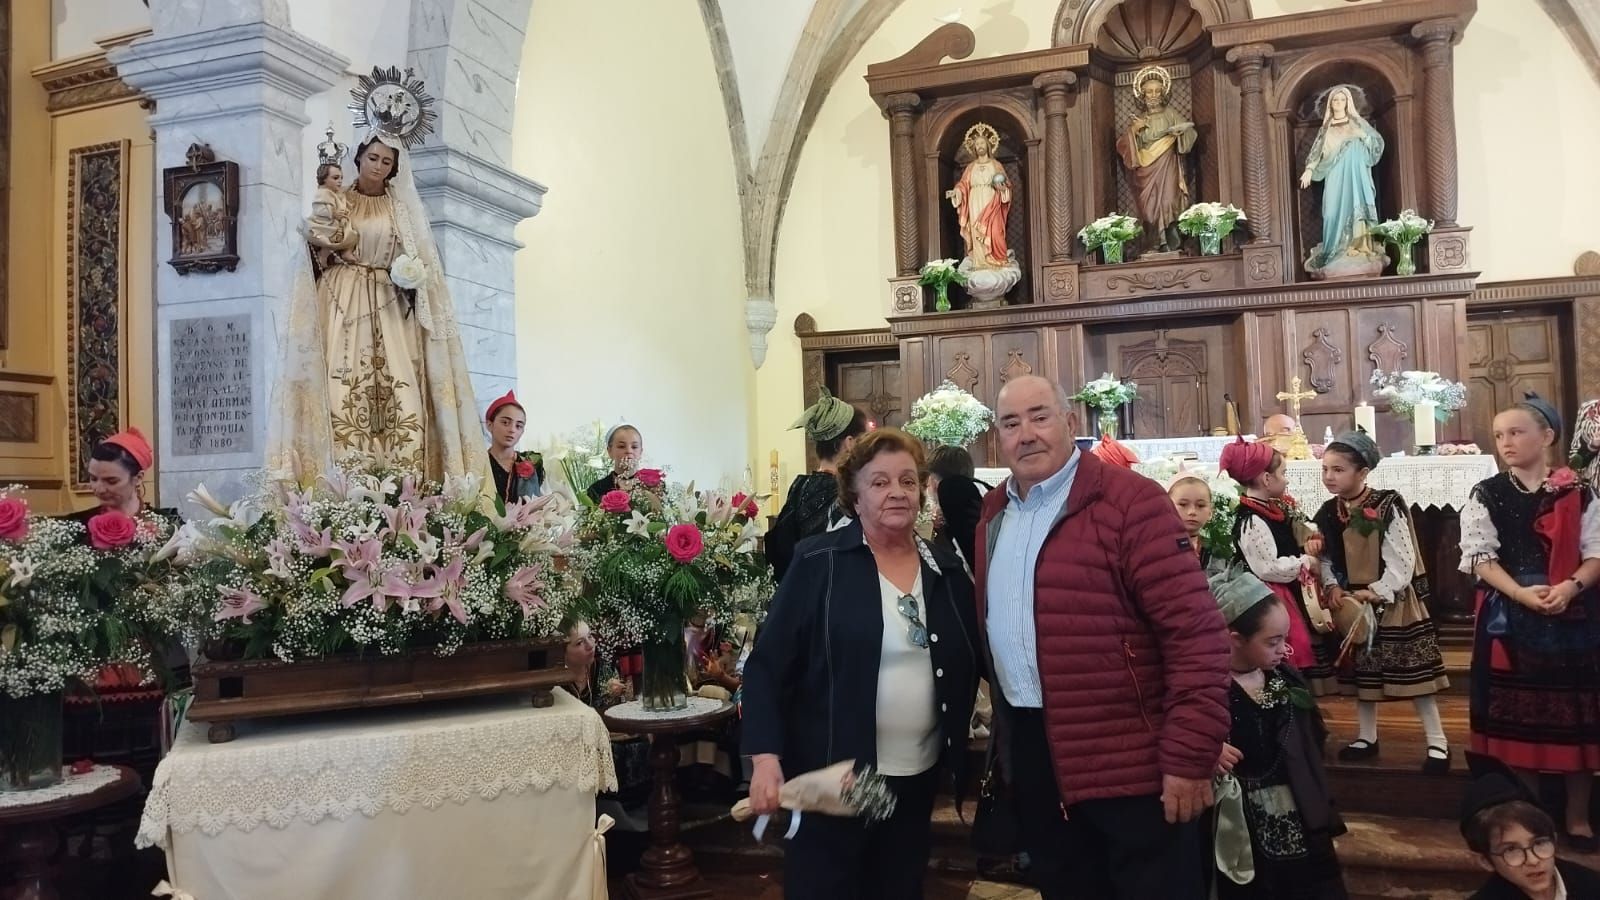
[156,465,578,662]
[1370,370,1467,422]
[1072,373,1140,413]
[1077,214,1141,251]
[1176,202,1246,240]
[905,381,994,448]
[918,259,968,313]
[1369,209,1434,246]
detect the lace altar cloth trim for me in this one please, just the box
[0,765,122,810]
[604,696,732,723]
[1278,455,1499,511]
[136,690,617,850]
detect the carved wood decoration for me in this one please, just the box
[1301,327,1344,394]
[1034,72,1077,263]
[1412,19,1460,227]
[1367,322,1409,375]
[1095,0,1206,60]
[946,351,980,393]
[1226,43,1274,243]
[1466,313,1567,454]
[885,93,922,277]
[1120,330,1210,438]
[1000,349,1034,383]
[66,142,129,490]
[1053,0,1253,47]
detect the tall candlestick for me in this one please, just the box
[1414,401,1437,448]
[1354,402,1376,435]
[768,450,780,516]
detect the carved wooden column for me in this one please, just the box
[1034,71,1079,304]
[1226,42,1283,286]
[884,92,925,313]
[1413,19,1472,275]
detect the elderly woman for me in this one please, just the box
[767,389,869,580]
[742,428,978,899]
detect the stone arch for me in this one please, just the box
[1053,0,1252,48]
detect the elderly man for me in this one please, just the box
[976,375,1230,900]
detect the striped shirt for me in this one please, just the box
[984,450,1079,709]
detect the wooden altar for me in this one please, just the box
[857,0,1479,469]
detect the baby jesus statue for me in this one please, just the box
[306,161,356,271]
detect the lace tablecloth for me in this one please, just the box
[0,765,123,810]
[1281,455,1499,510]
[139,690,617,900]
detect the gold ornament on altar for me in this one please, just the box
[1274,377,1318,461]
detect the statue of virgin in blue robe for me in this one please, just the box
[1299,85,1387,279]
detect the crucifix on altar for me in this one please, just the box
[1274,377,1318,461]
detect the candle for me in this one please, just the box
[1353,402,1376,435]
[1414,401,1437,446]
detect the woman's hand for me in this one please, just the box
[748,755,785,816]
[1215,742,1243,776]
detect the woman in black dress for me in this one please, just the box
[64,428,179,530]
[766,389,867,580]
[484,391,544,504]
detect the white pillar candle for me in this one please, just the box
[1354,402,1376,435]
[1414,401,1437,446]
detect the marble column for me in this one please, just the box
[406,0,544,410]
[1226,42,1274,243]
[1412,19,1460,228]
[109,0,347,506]
[884,92,922,277]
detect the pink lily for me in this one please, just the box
[215,586,268,623]
[504,565,547,618]
[382,504,429,544]
[419,555,469,624]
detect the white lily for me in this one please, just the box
[735,520,762,554]
[7,556,35,588]
[186,484,231,518]
[625,510,652,537]
[471,539,496,566]
[152,522,202,564]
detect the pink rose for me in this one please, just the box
[664,523,704,563]
[1549,468,1578,491]
[0,497,28,542]
[599,490,632,514]
[732,492,759,519]
[514,460,535,479]
[1361,508,1380,520]
[87,510,138,550]
[636,469,665,488]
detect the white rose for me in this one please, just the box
[390,253,428,290]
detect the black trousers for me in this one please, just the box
[1009,708,1204,900]
[782,765,941,900]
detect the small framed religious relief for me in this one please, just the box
[163,143,240,275]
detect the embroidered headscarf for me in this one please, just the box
[1208,563,1275,627]
[102,427,154,472]
[1091,435,1140,469]
[1518,391,1563,436]
[1328,429,1381,470]
[789,388,857,443]
[1219,436,1276,485]
[485,390,523,423]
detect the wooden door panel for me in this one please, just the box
[1466,312,1567,456]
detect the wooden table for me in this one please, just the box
[602,698,735,900]
[0,765,141,900]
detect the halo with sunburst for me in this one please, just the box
[348,65,437,149]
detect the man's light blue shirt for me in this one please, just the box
[985,450,1080,709]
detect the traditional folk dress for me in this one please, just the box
[1461,472,1600,772]
[1218,666,1348,900]
[765,472,848,582]
[1313,490,1449,700]
[1233,497,1341,695]
[488,454,543,505]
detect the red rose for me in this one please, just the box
[0,496,28,542]
[1548,468,1578,491]
[599,490,632,514]
[664,523,704,563]
[87,510,138,550]
[731,492,760,519]
[514,460,535,478]
[1362,508,1380,520]
[636,468,665,488]
[70,759,96,776]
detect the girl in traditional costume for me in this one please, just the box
[1208,565,1347,900]
[1462,393,1600,851]
[1167,466,1217,567]
[1222,438,1340,695]
[1312,430,1450,772]
[484,391,544,504]
[585,424,645,503]
[765,390,868,581]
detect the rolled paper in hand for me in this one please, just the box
[731,760,897,827]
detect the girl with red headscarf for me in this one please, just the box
[484,391,544,503]
[1221,438,1340,696]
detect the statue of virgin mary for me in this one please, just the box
[268,67,487,485]
[1299,84,1387,280]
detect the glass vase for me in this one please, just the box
[1101,241,1125,265]
[1395,241,1417,276]
[1199,232,1223,256]
[1,692,64,792]
[933,283,951,313]
[1098,410,1119,439]
[639,624,690,713]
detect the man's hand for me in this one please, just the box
[748,754,785,816]
[1214,743,1243,776]
[1161,773,1214,824]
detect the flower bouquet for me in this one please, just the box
[918,259,967,313]
[1072,373,1140,437]
[1369,209,1433,276]
[1078,213,1141,264]
[545,422,613,498]
[1370,370,1467,422]
[0,489,176,790]
[905,381,994,448]
[1177,202,1247,256]
[565,469,773,711]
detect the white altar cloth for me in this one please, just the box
[138,689,617,900]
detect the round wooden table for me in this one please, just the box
[602,698,735,900]
[0,765,141,900]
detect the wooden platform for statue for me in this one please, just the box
[187,638,571,743]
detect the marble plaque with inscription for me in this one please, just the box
[169,314,254,457]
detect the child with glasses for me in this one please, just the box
[1461,772,1600,899]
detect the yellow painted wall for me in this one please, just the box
[512,0,756,489]
[756,0,1600,472]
